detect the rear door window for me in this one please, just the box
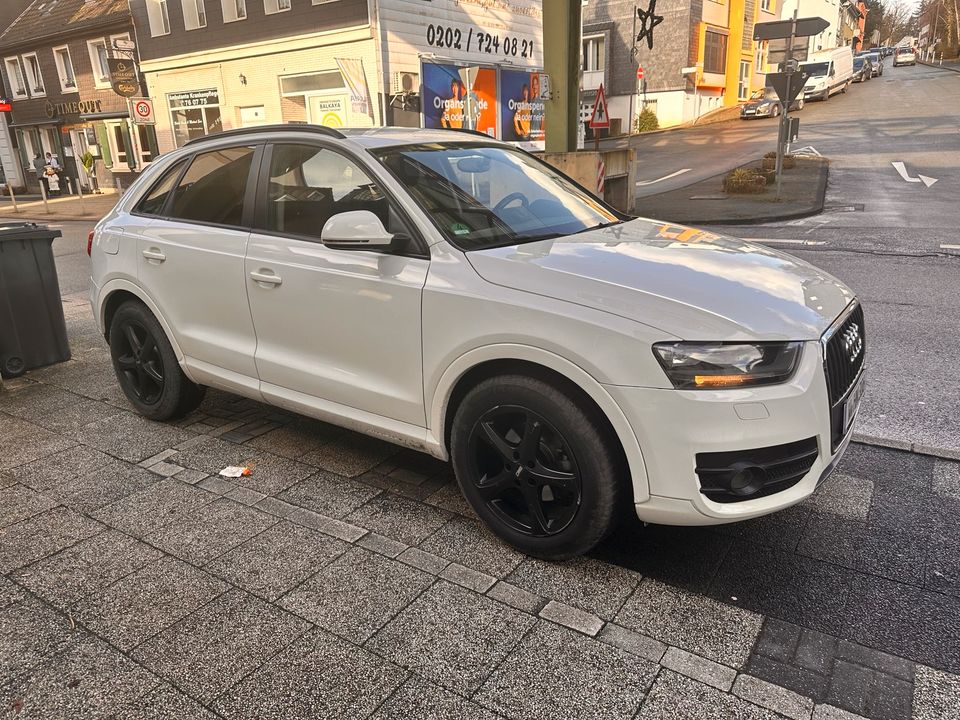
[167,145,257,228]
[135,159,187,216]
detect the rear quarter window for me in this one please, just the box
[134,159,188,216]
[166,146,257,228]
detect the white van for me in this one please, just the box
[800,48,854,100]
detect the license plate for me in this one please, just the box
[842,377,865,434]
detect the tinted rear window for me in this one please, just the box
[167,146,256,228]
[135,159,187,216]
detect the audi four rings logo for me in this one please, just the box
[842,323,863,364]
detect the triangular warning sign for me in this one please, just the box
[589,83,610,130]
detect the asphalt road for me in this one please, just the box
[674,62,960,456]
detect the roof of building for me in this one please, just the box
[0,0,129,50]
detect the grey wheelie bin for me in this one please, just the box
[0,222,69,378]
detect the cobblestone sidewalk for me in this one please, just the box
[1,295,958,719]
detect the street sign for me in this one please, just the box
[753,16,830,41]
[588,83,610,130]
[767,71,809,104]
[108,58,139,97]
[130,97,155,125]
[637,66,645,80]
[0,99,11,113]
[113,38,136,52]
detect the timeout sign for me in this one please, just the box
[130,97,155,125]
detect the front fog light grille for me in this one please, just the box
[695,437,819,503]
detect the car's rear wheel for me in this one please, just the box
[450,374,624,559]
[109,301,205,421]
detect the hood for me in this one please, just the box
[466,218,855,341]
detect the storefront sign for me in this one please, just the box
[108,58,139,98]
[168,89,220,109]
[422,63,497,136]
[45,99,103,119]
[311,98,347,128]
[0,99,11,113]
[499,69,546,145]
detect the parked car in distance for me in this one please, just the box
[864,52,883,76]
[893,47,917,66]
[800,47,854,100]
[740,85,804,119]
[88,125,866,559]
[852,56,872,83]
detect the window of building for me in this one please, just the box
[106,121,131,170]
[582,35,605,72]
[136,125,159,166]
[738,60,751,100]
[703,30,728,74]
[40,128,58,156]
[136,158,188,215]
[222,0,247,21]
[169,88,223,147]
[262,144,392,240]
[182,0,207,30]
[168,146,256,227]
[4,57,28,97]
[146,0,171,36]
[761,0,773,11]
[21,53,45,97]
[87,39,111,88]
[52,45,77,92]
[264,0,292,15]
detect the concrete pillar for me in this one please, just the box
[543,0,582,153]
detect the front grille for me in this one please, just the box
[695,437,820,503]
[823,302,865,406]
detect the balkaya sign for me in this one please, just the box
[45,98,102,119]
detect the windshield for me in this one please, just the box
[373,143,621,251]
[750,88,769,100]
[854,58,866,68]
[801,62,831,76]
[866,54,880,62]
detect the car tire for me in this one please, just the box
[450,373,625,560]
[772,104,780,117]
[109,300,205,421]
[797,98,805,110]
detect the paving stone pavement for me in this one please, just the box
[1,296,959,719]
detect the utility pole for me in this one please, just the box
[630,6,638,134]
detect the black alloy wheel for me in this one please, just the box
[115,320,165,405]
[467,405,582,537]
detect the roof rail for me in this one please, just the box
[438,127,501,141]
[183,124,346,146]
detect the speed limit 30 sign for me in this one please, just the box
[130,97,155,125]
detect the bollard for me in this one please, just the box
[76,178,86,215]
[39,180,50,214]
[6,184,18,214]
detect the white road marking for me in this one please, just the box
[749,238,828,245]
[636,168,691,186]
[792,146,821,157]
[891,161,938,187]
[940,244,960,250]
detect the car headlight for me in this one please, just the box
[758,102,771,111]
[652,342,802,389]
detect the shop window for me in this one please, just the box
[146,0,171,36]
[167,146,256,227]
[109,123,131,170]
[21,53,45,97]
[181,0,207,29]
[136,125,159,165]
[264,0,291,14]
[136,158,188,216]
[261,144,390,240]
[4,57,28,97]
[52,46,76,92]
[169,89,223,147]
[703,30,728,74]
[222,0,247,21]
[87,39,111,88]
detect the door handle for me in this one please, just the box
[142,248,166,263]
[250,270,282,287]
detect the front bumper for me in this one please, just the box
[605,341,858,525]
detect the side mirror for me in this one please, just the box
[320,210,394,249]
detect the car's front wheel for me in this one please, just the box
[450,373,624,559]
[109,300,205,421]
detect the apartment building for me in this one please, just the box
[780,0,866,53]
[583,0,779,129]
[0,0,153,193]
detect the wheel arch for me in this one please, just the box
[98,279,185,363]
[430,344,650,503]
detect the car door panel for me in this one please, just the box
[246,235,428,426]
